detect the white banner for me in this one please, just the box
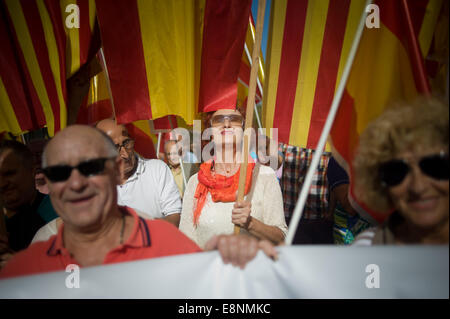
[0,246,448,299]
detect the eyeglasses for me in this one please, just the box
[42,157,116,182]
[210,114,244,127]
[379,152,449,187]
[115,138,134,152]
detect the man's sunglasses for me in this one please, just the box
[115,138,134,152]
[42,157,115,182]
[379,152,449,187]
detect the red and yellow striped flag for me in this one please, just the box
[76,67,158,159]
[0,0,97,137]
[263,0,366,150]
[0,5,42,136]
[198,0,252,112]
[76,65,113,123]
[95,0,252,125]
[330,0,443,223]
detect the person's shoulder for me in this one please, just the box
[257,164,277,175]
[187,172,199,185]
[141,158,170,171]
[138,158,171,178]
[139,157,164,166]
[145,218,175,228]
[19,238,55,255]
[31,218,59,243]
[145,219,182,236]
[144,219,202,252]
[0,237,56,279]
[255,164,279,184]
[352,227,377,246]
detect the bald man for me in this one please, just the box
[0,125,277,278]
[96,119,181,227]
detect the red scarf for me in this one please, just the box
[193,160,255,226]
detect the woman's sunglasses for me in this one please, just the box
[210,114,244,127]
[42,157,115,182]
[379,152,449,187]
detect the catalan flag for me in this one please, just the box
[76,67,158,159]
[330,0,444,223]
[95,0,252,126]
[0,0,98,137]
[0,5,40,136]
[263,0,368,150]
[76,65,113,124]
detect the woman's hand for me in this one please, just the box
[231,201,252,229]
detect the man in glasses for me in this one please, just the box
[0,125,278,278]
[0,140,58,268]
[96,119,181,227]
[164,139,185,198]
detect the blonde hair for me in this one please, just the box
[353,97,449,212]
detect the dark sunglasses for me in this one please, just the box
[379,152,449,187]
[42,157,115,182]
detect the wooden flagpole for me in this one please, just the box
[234,0,266,235]
[244,43,264,135]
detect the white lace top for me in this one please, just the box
[179,164,288,249]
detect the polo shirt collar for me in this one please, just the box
[123,154,146,184]
[47,206,151,256]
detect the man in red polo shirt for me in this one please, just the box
[0,125,277,279]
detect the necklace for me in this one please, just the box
[119,212,126,245]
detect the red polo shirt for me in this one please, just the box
[0,207,202,279]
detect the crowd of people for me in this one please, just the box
[0,96,448,280]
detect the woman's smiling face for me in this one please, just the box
[386,145,449,230]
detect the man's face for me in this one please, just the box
[99,123,136,177]
[0,150,36,210]
[44,131,121,231]
[165,142,180,167]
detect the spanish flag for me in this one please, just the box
[330,0,444,223]
[0,0,98,137]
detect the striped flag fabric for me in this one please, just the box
[60,0,98,79]
[198,0,252,112]
[330,0,444,223]
[95,0,252,126]
[0,5,40,136]
[76,65,114,124]
[76,67,158,159]
[0,0,97,137]
[262,0,367,150]
[126,121,157,159]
